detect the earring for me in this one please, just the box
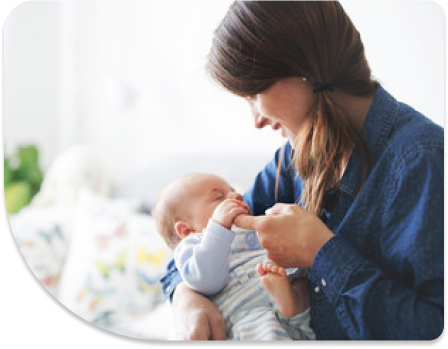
[301,77,307,82]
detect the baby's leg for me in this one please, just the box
[257,263,302,319]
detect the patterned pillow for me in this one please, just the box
[9,206,75,297]
[57,189,172,328]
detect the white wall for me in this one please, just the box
[3,0,444,186]
[4,1,60,163]
[342,0,444,125]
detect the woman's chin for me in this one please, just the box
[283,134,295,148]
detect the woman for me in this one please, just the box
[161,1,443,340]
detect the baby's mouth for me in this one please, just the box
[241,201,252,215]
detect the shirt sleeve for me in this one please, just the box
[309,145,444,339]
[160,258,183,303]
[173,220,235,296]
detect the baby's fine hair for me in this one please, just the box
[152,181,183,250]
[152,173,202,250]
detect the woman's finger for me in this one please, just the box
[208,309,226,340]
[265,203,301,216]
[265,203,289,216]
[234,214,264,231]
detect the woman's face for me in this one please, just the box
[246,77,314,148]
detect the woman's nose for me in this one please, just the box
[254,114,268,129]
[247,97,267,129]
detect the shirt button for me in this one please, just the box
[321,278,327,287]
[314,286,320,294]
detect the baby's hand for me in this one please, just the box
[213,199,250,230]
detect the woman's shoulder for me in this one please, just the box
[395,102,443,139]
[368,85,443,161]
[386,103,443,166]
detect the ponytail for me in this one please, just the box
[294,90,373,216]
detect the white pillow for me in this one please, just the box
[9,206,75,297]
[58,189,172,329]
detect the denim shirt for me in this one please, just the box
[160,85,444,340]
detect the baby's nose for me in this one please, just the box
[228,192,243,201]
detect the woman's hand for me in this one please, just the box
[172,282,226,340]
[234,203,334,268]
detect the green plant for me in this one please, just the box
[4,145,44,214]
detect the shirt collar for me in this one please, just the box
[363,84,399,157]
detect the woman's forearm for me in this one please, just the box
[310,235,443,339]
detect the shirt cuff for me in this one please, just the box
[206,219,235,243]
[164,272,183,303]
[309,235,365,305]
[160,259,183,303]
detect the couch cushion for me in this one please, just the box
[57,189,172,328]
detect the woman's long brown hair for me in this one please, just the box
[207,1,377,216]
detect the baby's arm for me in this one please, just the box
[174,199,249,296]
[174,222,234,295]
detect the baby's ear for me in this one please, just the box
[174,220,193,239]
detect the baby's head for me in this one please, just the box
[152,172,244,249]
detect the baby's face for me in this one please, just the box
[185,173,246,232]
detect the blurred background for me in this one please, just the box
[3,0,445,210]
[1,0,445,345]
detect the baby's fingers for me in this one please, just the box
[229,206,248,216]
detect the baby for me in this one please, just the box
[152,172,314,340]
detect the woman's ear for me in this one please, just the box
[174,220,193,239]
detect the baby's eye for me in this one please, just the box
[210,188,226,202]
[215,193,225,200]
